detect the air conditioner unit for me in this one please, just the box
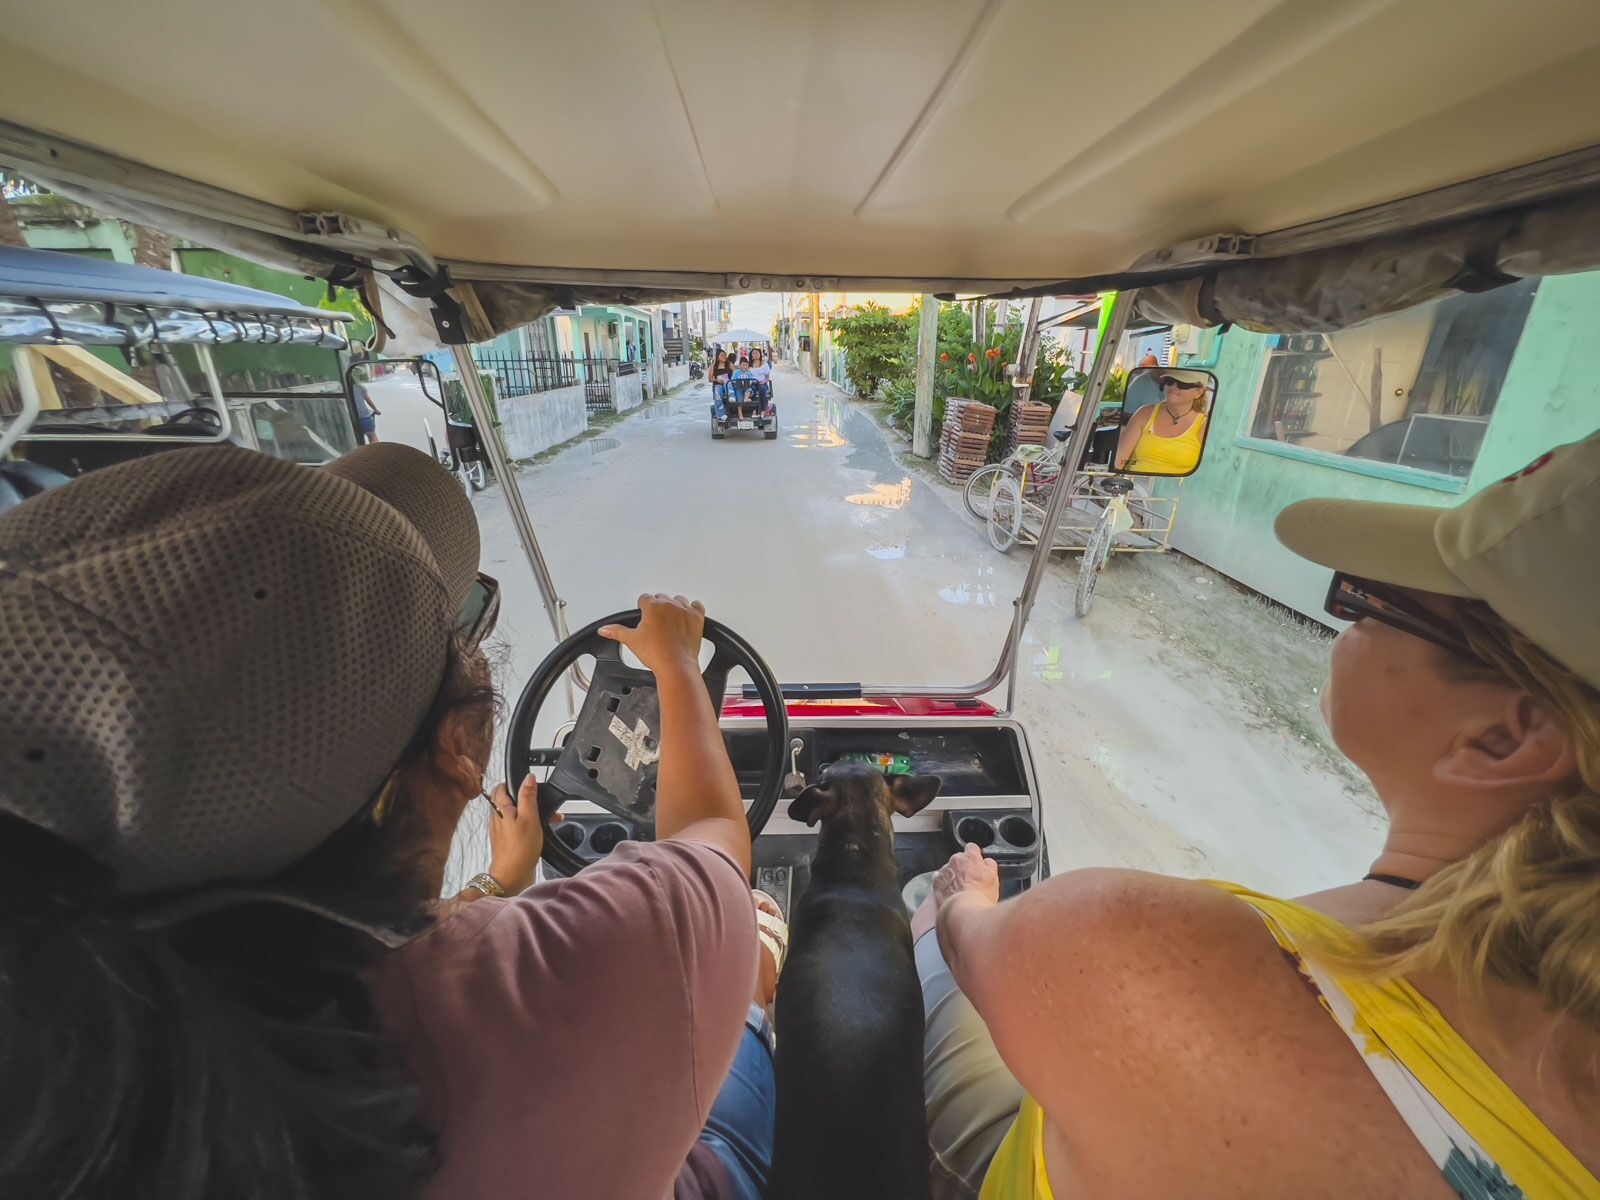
[607,321,619,336]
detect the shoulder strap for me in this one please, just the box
[1208,881,1599,1200]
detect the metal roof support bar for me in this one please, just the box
[0,346,46,459]
[444,342,570,648]
[1001,290,1137,715]
[1137,141,1600,270]
[0,120,436,276]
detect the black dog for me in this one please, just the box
[769,764,941,1200]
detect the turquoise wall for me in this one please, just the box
[1170,271,1600,623]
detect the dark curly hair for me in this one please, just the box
[0,642,495,1200]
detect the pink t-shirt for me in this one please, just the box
[367,839,757,1200]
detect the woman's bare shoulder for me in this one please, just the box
[986,869,1327,1071]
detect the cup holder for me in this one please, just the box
[944,810,1040,881]
[588,822,630,854]
[998,816,1037,849]
[553,822,586,850]
[955,816,996,849]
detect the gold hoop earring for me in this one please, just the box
[371,771,401,825]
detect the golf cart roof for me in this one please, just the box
[0,244,353,351]
[713,330,772,345]
[0,245,349,322]
[5,1,1600,337]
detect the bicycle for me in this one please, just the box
[965,432,1185,617]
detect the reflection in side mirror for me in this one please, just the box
[1111,365,1218,477]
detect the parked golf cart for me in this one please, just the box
[0,244,357,506]
[4,7,1600,1193]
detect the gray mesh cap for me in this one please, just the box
[0,442,480,895]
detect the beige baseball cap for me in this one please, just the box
[1156,368,1212,386]
[1275,429,1600,688]
[0,442,479,898]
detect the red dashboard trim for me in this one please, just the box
[719,696,998,719]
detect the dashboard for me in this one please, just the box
[550,717,1045,915]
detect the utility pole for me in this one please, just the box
[1011,296,1045,404]
[912,293,939,458]
[809,291,820,378]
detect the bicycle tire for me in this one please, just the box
[465,459,487,491]
[988,474,1023,553]
[1075,506,1113,617]
[963,464,1007,521]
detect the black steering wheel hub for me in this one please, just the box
[505,610,788,875]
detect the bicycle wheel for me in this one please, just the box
[963,464,1007,521]
[988,474,1023,553]
[1074,506,1113,617]
[464,459,487,491]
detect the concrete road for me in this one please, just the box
[451,366,1383,895]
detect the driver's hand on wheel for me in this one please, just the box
[484,775,556,894]
[598,594,705,674]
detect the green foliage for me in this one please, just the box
[826,302,916,397]
[1102,367,1127,410]
[441,371,499,425]
[835,300,1088,463]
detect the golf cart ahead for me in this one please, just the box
[709,328,778,441]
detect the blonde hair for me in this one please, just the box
[1325,600,1600,1034]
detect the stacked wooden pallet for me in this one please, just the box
[937,399,997,484]
[1008,399,1054,455]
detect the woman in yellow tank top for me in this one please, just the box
[914,432,1600,1200]
[1114,370,1210,475]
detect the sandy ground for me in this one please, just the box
[444,366,1384,894]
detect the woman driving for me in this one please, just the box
[1114,368,1211,474]
[711,348,733,418]
[0,443,771,1200]
[916,430,1600,1198]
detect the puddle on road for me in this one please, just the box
[582,437,621,457]
[845,477,913,508]
[866,542,906,560]
[789,395,850,449]
[937,577,1001,607]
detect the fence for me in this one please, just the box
[471,351,625,413]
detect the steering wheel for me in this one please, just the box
[504,610,789,876]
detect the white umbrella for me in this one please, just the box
[711,328,770,345]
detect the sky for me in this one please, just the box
[729,292,784,334]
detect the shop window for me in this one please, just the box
[1246,279,1539,478]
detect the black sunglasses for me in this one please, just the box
[1158,377,1205,391]
[1324,573,1482,663]
[458,573,501,647]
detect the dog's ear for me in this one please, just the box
[788,782,837,827]
[889,774,942,817]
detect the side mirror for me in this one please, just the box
[1113,365,1217,477]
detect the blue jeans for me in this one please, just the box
[697,1004,775,1200]
[712,383,728,419]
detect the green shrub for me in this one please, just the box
[827,303,916,397]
